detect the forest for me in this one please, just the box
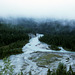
[0,22,29,59]
[39,34,75,51]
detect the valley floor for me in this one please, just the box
[0,34,75,75]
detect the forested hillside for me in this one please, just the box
[0,22,29,59]
[39,34,75,51]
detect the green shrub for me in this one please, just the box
[49,45,61,51]
[0,58,14,75]
[47,63,75,75]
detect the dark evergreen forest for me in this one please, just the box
[0,22,29,59]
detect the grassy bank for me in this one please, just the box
[29,53,62,66]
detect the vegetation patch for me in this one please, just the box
[29,53,62,67]
[0,40,28,59]
[47,63,75,75]
[37,54,62,66]
[49,45,61,51]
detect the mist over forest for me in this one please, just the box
[0,17,75,34]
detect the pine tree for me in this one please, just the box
[29,71,32,75]
[47,69,51,75]
[67,65,73,75]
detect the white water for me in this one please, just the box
[23,34,68,53]
[0,34,75,75]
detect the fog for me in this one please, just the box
[0,0,75,19]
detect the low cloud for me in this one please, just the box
[0,0,75,19]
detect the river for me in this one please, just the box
[0,34,75,75]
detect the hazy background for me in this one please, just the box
[0,0,75,19]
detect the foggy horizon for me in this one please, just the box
[0,0,75,20]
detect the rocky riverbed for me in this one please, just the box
[0,34,75,75]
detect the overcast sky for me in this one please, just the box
[0,0,75,19]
